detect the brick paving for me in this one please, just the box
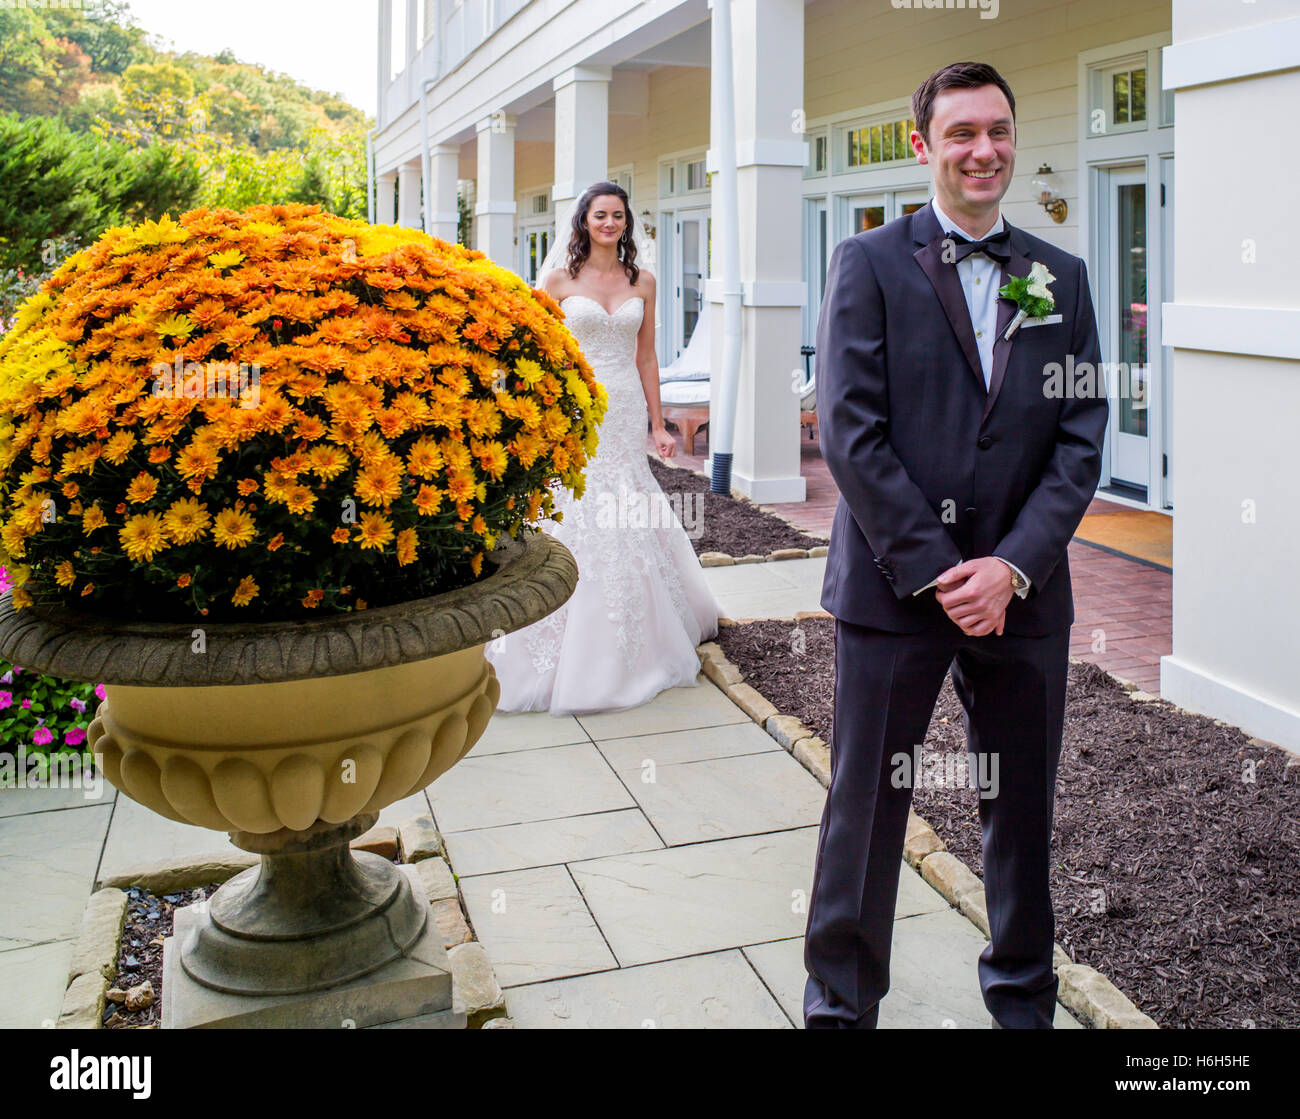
[668,426,1171,695]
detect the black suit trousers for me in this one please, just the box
[803,617,1070,1029]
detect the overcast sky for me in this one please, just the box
[125,0,379,116]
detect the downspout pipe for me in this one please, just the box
[709,0,741,496]
[366,126,378,225]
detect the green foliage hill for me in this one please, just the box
[0,0,371,282]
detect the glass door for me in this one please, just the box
[519,224,553,286]
[1159,155,1174,509]
[667,209,710,360]
[1102,165,1150,493]
[803,197,829,357]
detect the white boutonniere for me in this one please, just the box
[998,261,1056,341]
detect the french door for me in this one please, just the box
[518,222,553,286]
[662,208,711,362]
[1101,165,1150,493]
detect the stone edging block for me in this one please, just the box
[698,545,829,568]
[65,814,507,1030]
[694,618,1161,1031]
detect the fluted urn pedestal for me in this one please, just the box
[0,531,576,1028]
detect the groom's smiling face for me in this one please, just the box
[911,84,1016,234]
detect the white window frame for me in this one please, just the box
[1078,33,1176,511]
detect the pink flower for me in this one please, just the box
[20,698,31,709]
[32,726,53,746]
[69,697,87,713]
[94,683,107,701]
[0,692,10,709]
[64,727,87,747]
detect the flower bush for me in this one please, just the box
[0,566,100,765]
[0,204,606,621]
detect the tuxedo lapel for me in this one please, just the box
[911,207,985,395]
[983,228,1032,422]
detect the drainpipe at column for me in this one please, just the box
[709,0,742,496]
[366,126,378,224]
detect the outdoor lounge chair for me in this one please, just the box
[658,307,818,453]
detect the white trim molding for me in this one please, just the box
[707,139,810,172]
[1162,304,1300,361]
[704,279,806,307]
[1162,15,1300,90]
[1162,655,1300,756]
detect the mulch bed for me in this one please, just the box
[718,616,1300,1029]
[104,884,218,1029]
[647,455,827,556]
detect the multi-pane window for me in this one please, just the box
[846,116,916,168]
[685,159,707,191]
[1112,67,1147,125]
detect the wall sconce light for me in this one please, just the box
[1031,164,1068,223]
[639,210,657,239]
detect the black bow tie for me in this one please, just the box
[944,226,1011,264]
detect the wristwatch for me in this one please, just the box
[1007,566,1028,593]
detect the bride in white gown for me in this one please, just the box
[486,181,721,715]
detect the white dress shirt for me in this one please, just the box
[912,197,1031,602]
[930,196,1003,389]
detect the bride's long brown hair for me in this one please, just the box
[564,181,640,285]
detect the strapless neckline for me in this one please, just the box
[560,294,644,317]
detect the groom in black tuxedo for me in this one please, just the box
[803,62,1108,1028]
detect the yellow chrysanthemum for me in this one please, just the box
[125,472,159,505]
[395,527,417,566]
[155,314,195,340]
[81,504,107,533]
[356,512,394,550]
[54,560,75,588]
[162,497,211,544]
[119,512,168,562]
[213,506,256,549]
[231,575,259,607]
[208,249,246,269]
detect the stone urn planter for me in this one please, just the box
[0,205,605,1026]
[0,530,576,1026]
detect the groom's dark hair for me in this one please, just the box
[912,62,1016,147]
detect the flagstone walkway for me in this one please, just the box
[0,552,1090,1030]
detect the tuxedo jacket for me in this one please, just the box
[818,202,1108,636]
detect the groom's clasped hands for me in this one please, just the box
[932,556,1017,637]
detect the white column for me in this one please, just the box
[397,161,422,229]
[406,0,420,65]
[376,172,397,225]
[475,113,517,267]
[427,143,461,243]
[377,0,393,127]
[706,0,807,503]
[551,66,611,241]
[1159,0,1300,751]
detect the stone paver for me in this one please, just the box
[574,671,748,740]
[443,808,662,877]
[0,781,114,820]
[0,802,112,953]
[607,748,826,846]
[0,939,74,1029]
[566,828,826,966]
[427,742,633,833]
[743,921,1082,1029]
[470,711,589,756]
[458,864,617,986]
[593,719,778,770]
[505,950,793,1029]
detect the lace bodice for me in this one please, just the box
[513,292,697,679]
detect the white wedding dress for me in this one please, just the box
[485,293,722,715]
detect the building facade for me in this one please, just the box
[373,0,1300,750]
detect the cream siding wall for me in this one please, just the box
[802,0,1171,253]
